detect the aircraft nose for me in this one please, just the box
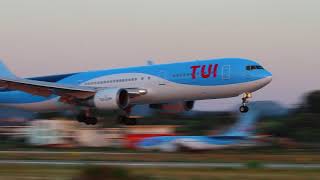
[261,71,272,86]
[264,75,272,84]
[265,70,272,78]
[256,70,272,80]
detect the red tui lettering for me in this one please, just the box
[201,64,213,79]
[213,64,218,78]
[191,65,200,79]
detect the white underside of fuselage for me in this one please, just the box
[0,73,272,112]
[174,139,257,151]
[174,139,232,150]
[139,139,241,152]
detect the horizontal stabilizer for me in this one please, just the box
[0,60,16,78]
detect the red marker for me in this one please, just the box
[191,65,200,79]
[201,64,212,79]
[213,64,218,78]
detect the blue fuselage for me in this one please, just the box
[0,58,272,112]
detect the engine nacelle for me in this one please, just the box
[93,88,129,110]
[184,101,195,111]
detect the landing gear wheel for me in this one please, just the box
[77,110,98,125]
[77,114,98,125]
[126,118,137,126]
[239,92,252,113]
[118,116,137,126]
[86,117,98,125]
[239,105,249,113]
[76,114,86,123]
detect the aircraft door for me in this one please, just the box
[158,70,167,86]
[222,65,231,80]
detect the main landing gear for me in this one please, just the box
[76,109,137,126]
[118,116,137,126]
[77,112,98,125]
[239,92,252,113]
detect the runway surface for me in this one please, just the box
[0,151,320,169]
[0,150,143,155]
[0,160,320,169]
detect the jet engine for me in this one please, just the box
[91,88,130,110]
[184,101,195,111]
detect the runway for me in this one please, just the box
[0,151,320,169]
[0,160,320,169]
[0,150,143,155]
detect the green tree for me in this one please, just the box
[305,91,320,114]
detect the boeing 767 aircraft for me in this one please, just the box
[137,110,259,152]
[0,58,272,125]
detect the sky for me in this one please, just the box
[0,0,319,110]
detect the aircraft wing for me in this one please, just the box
[0,76,99,102]
[0,76,148,104]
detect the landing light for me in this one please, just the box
[243,93,252,99]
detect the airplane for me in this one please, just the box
[136,101,288,152]
[136,109,260,152]
[0,58,272,125]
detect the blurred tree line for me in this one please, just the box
[157,90,320,143]
[259,90,320,143]
[138,111,236,135]
[33,90,320,143]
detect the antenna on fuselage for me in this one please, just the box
[147,59,155,65]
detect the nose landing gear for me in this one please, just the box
[239,93,252,113]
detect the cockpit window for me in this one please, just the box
[256,66,264,69]
[246,65,264,71]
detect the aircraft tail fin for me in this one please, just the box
[221,111,260,137]
[0,60,16,78]
[147,59,155,65]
